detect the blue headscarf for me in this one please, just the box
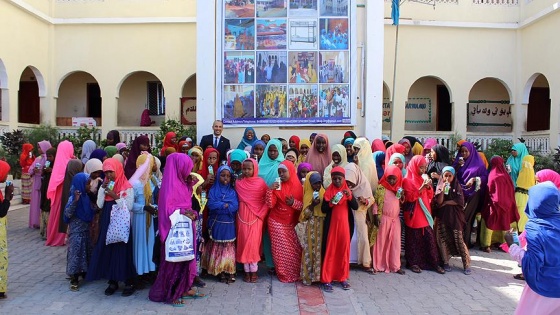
[372,151,385,180]
[90,148,107,161]
[63,173,93,223]
[522,182,560,298]
[237,127,257,150]
[442,166,455,175]
[207,165,239,241]
[250,140,266,156]
[258,139,285,185]
[388,153,407,177]
[506,142,529,186]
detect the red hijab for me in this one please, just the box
[0,160,10,202]
[273,160,304,202]
[324,166,352,203]
[160,132,177,156]
[289,135,300,150]
[385,143,405,166]
[103,157,132,201]
[379,165,403,194]
[198,148,220,180]
[20,143,34,171]
[236,158,269,219]
[371,139,386,153]
[483,156,519,230]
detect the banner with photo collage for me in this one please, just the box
[220,0,355,125]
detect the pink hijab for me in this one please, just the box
[305,133,331,175]
[47,140,75,200]
[235,158,269,219]
[536,169,560,189]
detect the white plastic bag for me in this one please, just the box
[106,196,131,245]
[165,210,195,262]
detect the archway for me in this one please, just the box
[467,77,512,133]
[18,66,46,124]
[524,73,550,132]
[406,76,452,132]
[382,82,391,131]
[0,59,7,121]
[117,71,164,126]
[56,71,101,126]
[181,74,196,125]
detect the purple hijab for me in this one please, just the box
[158,153,194,242]
[124,135,150,179]
[454,141,488,198]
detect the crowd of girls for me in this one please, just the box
[1,127,559,312]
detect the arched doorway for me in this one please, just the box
[18,66,45,124]
[117,71,164,126]
[382,82,391,131]
[57,71,101,126]
[467,77,512,133]
[181,74,196,125]
[524,73,550,132]
[0,59,7,121]
[406,76,452,132]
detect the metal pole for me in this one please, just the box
[389,22,399,140]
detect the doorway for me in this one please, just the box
[437,85,451,131]
[18,81,40,124]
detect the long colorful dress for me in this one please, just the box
[321,166,358,284]
[29,141,51,228]
[266,161,303,283]
[236,159,268,274]
[20,143,34,204]
[515,155,535,232]
[480,156,519,249]
[299,172,325,285]
[403,156,440,272]
[202,166,239,277]
[374,166,403,273]
[46,141,75,247]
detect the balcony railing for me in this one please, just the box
[473,0,518,4]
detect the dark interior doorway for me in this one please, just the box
[87,83,102,119]
[527,87,550,131]
[437,85,452,131]
[18,81,40,124]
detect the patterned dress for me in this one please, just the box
[300,213,324,285]
[64,202,91,276]
[0,216,7,294]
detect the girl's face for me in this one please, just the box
[346,180,356,189]
[300,144,309,156]
[181,146,189,154]
[246,130,254,141]
[332,174,344,188]
[47,154,55,163]
[105,170,116,181]
[460,146,470,160]
[311,182,322,191]
[403,142,411,155]
[171,136,177,144]
[299,168,309,179]
[286,154,296,163]
[387,175,397,186]
[261,135,270,143]
[242,161,254,178]
[346,144,354,156]
[106,135,114,145]
[278,168,289,182]
[207,152,218,166]
[289,139,296,149]
[190,153,200,164]
[268,145,279,160]
[332,152,341,165]
[315,137,327,153]
[443,171,454,183]
[219,170,231,185]
[38,148,43,155]
[90,170,102,180]
[231,161,241,172]
[393,158,403,170]
[281,140,288,154]
[430,149,437,161]
[139,143,149,152]
[418,163,427,175]
[253,144,264,159]
[511,149,518,157]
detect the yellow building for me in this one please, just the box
[0,0,558,153]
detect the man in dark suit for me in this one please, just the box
[199,120,231,163]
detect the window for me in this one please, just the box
[147,81,165,116]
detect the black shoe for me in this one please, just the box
[104,283,118,296]
[122,285,135,297]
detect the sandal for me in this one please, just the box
[122,285,135,297]
[396,269,406,275]
[243,273,251,283]
[104,283,118,296]
[464,268,472,275]
[411,265,422,273]
[341,281,351,290]
[193,277,206,288]
[219,273,227,283]
[250,272,258,283]
[0,292,6,299]
[182,289,207,300]
[435,266,446,274]
[480,246,491,253]
[323,283,334,293]
[171,299,185,307]
[363,267,376,275]
[443,264,452,272]
[513,273,525,281]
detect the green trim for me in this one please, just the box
[467,122,513,127]
[357,4,365,8]
[467,102,512,127]
[468,100,510,104]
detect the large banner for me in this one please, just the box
[218,0,356,126]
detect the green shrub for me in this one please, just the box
[154,119,196,155]
[0,129,26,177]
[66,126,100,157]
[484,138,514,161]
[24,124,61,154]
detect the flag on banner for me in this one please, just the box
[391,0,400,25]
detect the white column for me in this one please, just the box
[364,0,384,140]
[196,0,217,140]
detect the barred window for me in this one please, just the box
[147,81,165,116]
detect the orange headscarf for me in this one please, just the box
[103,157,132,201]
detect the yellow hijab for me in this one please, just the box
[299,171,325,221]
[516,155,535,190]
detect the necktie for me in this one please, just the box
[214,137,218,148]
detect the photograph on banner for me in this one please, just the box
[256,84,288,119]
[256,19,287,49]
[319,18,348,50]
[319,51,348,83]
[319,84,350,119]
[225,19,255,50]
[289,0,318,17]
[257,0,287,17]
[288,85,318,118]
[256,51,288,83]
[288,19,318,50]
[288,51,318,83]
[224,51,256,84]
[223,85,255,121]
[225,0,256,18]
[320,0,349,17]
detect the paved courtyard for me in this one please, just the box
[1,205,523,314]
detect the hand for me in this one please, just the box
[465,178,475,188]
[4,184,14,201]
[207,174,215,186]
[73,190,81,203]
[196,185,202,195]
[270,182,280,190]
[458,158,465,167]
[431,172,439,180]
[311,197,320,206]
[104,189,118,200]
[303,209,312,220]
[286,195,294,206]
[504,231,514,247]
[144,205,156,215]
[34,168,41,174]
[343,189,350,197]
